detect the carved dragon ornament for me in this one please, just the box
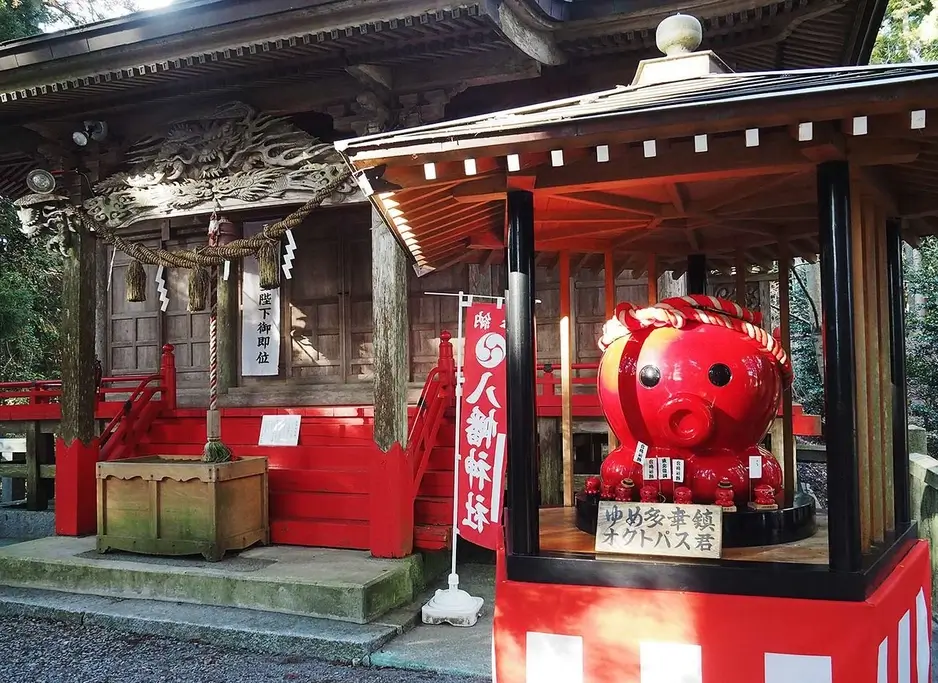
[15,101,361,250]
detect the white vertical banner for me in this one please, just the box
[241,222,281,376]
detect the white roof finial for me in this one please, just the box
[656,13,703,57]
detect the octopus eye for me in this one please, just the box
[639,365,660,388]
[709,363,732,387]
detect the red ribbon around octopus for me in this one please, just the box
[596,295,792,507]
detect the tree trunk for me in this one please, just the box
[371,208,409,452]
[61,228,97,445]
[537,417,562,506]
[801,258,826,379]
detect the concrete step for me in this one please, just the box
[0,537,426,625]
[0,585,410,665]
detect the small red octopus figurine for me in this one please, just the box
[615,478,635,502]
[673,486,694,505]
[595,295,789,508]
[639,484,659,503]
[584,476,601,496]
[752,483,778,509]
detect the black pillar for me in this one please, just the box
[886,218,911,529]
[686,254,707,294]
[817,160,862,572]
[505,189,539,556]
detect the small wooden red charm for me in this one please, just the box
[714,479,737,512]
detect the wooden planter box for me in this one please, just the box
[96,455,269,562]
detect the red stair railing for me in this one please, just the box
[0,345,179,458]
[408,331,457,498]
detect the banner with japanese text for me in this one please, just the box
[241,222,281,376]
[457,300,508,550]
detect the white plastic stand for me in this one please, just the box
[421,572,485,626]
[421,290,484,627]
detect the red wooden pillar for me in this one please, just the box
[369,442,415,558]
[55,171,100,537]
[369,207,413,558]
[160,344,177,413]
[55,437,100,536]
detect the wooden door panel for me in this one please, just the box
[109,238,161,375]
[289,219,343,382]
[164,235,211,385]
[344,228,373,382]
[408,263,469,381]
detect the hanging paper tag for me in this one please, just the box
[673,459,685,484]
[658,457,672,480]
[643,457,658,481]
[223,261,231,282]
[633,441,648,464]
[749,455,763,479]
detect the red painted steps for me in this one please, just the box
[131,410,460,553]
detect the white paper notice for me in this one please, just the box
[673,459,685,484]
[633,441,648,464]
[749,455,763,479]
[658,457,672,481]
[643,457,658,481]
[241,222,281,376]
[259,415,301,446]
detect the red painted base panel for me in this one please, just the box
[494,541,933,683]
[55,438,100,537]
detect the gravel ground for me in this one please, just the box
[0,617,488,683]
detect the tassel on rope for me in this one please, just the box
[202,438,232,464]
[125,259,147,302]
[257,239,281,290]
[187,266,211,311]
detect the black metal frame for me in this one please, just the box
[503,163,918,603]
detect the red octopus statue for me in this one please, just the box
[594,295,791,508]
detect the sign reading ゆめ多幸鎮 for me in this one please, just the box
[594,501,723,559]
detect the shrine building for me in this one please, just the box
[0,0,886,556]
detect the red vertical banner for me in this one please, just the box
[456,300,508,550]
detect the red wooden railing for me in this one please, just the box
[536,362,605,418]
[408,331,457,497]
[0,345,179,454]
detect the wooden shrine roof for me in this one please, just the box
[0,0,884,124]
[336,61,938,273]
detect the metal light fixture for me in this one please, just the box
[25,168,56,194]
[72,120,108,147]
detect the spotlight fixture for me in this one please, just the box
[25,168,56,194]
[72,120,108,147]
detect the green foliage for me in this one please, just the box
[0,200,61,382]
[0,0,49,40]
[787,273,824,419]
[871,0,938,64]
[905,239,938,448]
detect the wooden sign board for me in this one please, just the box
[258,415,301,446]
[594,501,723,560]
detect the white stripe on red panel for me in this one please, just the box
[878,636,889,683]
[639,642,702,683]
[915,589,930,683]
[899,610,911,683]
[525,632,583,683]
[764,653,832,683]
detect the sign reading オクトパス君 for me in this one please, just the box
[594,501,723,559]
